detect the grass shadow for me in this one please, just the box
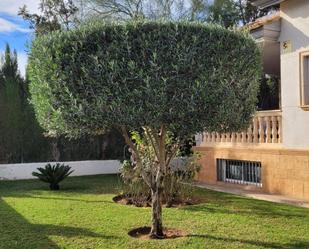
[0,197,116,249]
[188,234,309,249]
[183,188,309,219]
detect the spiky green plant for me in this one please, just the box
[32,163,73,190]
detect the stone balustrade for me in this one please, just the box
[196,110,282,147]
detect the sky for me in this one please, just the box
[0,0,213,77]
[0,0,40,76]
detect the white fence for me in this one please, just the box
[0,160,121,180]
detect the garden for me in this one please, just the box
[27,20,262,239]
[1,174,308,249]
[1,1,308,248]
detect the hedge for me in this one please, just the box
[28,21,261,137]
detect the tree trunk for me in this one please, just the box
[150,182,164,239]
[120,126,168,239]
[49,183,60,190]
[51,137,60,161]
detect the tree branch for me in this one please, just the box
[143,127,160,161]
[120,126,140,162]
[120,126,153,187]
[165,142,181,167]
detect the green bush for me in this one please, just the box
[120,160,150,206]
[0,44,124,163]
[29,21,261,137]
[32,163,73,190]
[163,157,200,207]
[120,156,200,207]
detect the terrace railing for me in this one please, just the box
[195,110,282,147]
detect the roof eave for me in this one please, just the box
[251,0,286,9]
[245,12,281,31]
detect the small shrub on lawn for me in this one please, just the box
[32,163,73,190]
[120,156,200,207]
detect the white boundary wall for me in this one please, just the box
[0,160,121,180]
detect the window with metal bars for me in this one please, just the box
[217,159,262,187]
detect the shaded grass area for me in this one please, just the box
[0,174,308,249]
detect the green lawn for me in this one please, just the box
[0,175,308,249]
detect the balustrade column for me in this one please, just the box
[247,124,253,143]
[241,131,246,143]
[202,132,207,143]
[258,116,264,143]
[231,132,236,142]
[253,117,259,143]
[265,116,271,143]
[226,133,231,142]
[211,132,216,143]
[271,116,278,143]
[216,132,221,143]
[207,132,211,143]
[236,133,242,143]
[278,116,282,143]
[221,133,226,142]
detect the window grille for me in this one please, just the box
[217,159,262,187]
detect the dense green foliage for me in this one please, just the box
[0,44,50,163]
[120,157,200,207]
[29,21,261,137]
[0,174,308,249]
[32,163,73,190]
[0,44,125,163]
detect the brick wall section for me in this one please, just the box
[194,146,309,201]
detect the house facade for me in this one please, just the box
[195,0,309,200]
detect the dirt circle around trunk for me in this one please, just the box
[113,194,201,208]
[128,226,186,240]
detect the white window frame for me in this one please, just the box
[300,51,309,109]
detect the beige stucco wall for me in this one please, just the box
[280,0,309,148]
[195,146,309,201]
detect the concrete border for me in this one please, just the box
[194,182,309,208]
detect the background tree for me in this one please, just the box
[0,44,50,162]
[0,38,124,163]
[188,0,210,21]
[208,0,279,28]
[18,0,79,35]
[81,0,211,21]
[28,21,261,238]
[18,0,126,162]
[84,0,277,24]
[208,0,239,27]
[0,45,23,161]
[236,0,278,25]
[18,0,279,32]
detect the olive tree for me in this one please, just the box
[28,21,261,238]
